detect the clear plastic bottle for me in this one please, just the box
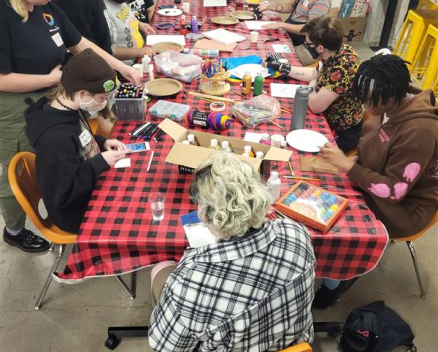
[259,133,270,145]
[255,151,264,159]
[209,138,221,150]
[142,55,150,72]
[148,63,154,81]
[221,141,232,153]
[243,145,255,157]
[267,171,281,204]
[187,134,199,146]
[242,71,252,95]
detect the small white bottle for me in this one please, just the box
[142,55,150,72]
[209,139,221,150]
[243,145,254,157]
[242,152,250,157]
[260,133,270,145]
[221,141,232,153]
[255,151,264,159]
[148,63,154,81]
[182,140,190,145]
[267,171,281,204]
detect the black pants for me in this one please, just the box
[336,121,363,153]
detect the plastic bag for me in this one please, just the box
[232,94,280,127]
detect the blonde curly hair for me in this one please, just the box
[189,153,271,240]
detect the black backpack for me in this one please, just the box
[339,301,417,352]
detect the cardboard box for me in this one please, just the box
[158,118,292,174]
[341,17,367,42]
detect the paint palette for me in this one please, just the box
[275,181,349,232]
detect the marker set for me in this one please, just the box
[129,122,164,141]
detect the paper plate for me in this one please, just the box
[152,42,184,54]
[157,8,183,16]
[228,64,270,82]
[145,79,183,97]
[286,129,329,153]
[211,16,239,26]
[230,10,254,20]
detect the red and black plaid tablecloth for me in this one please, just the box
[58,0,388,281]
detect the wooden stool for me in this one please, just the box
[410,24,438,93]
[393,9,438,71]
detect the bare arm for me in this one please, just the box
[113,46,153,61]
[0,65,62,93]
[287,66,318,82]
[259,1,294,13]
[308,87,339,114]
[68,37,140,85]
[147,3,156,22]
[262,22,305,35]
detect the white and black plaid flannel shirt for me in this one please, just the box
[149,219,316,352]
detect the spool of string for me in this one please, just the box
[186,109,231,130]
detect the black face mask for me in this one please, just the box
[304,42,320,60]
[112,0,126,3]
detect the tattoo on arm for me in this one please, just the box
[275,4,284,12]
[294,71,305,75]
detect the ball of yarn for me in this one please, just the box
[207,112,231,130]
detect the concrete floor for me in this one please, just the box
[1,42,437,352]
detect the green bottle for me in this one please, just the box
[253,72,264,96]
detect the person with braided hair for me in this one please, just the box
[314,54,438,309]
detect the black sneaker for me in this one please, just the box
[3,227,50,253]
[312,278,359,309]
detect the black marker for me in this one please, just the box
[154,129,165,142]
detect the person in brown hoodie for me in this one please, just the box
[314,54,438,309]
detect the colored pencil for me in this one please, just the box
[269,120,283,129]
[283,176,320,182]
[288,162,294,176]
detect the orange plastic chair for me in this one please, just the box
[8,152,77,309]
[392,211,438,298]
[278,342,313,352]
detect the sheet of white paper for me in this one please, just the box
[244,132,263,143]
[203,0,227,6]
[202,29,246,46]
[184,223,216,248]
[270,83,309,98]
[271,44,291,53]
[114,158,131,169]
[245,21,276,30]
[146,35,186,46]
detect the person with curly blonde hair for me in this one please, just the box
[148,153,316,352]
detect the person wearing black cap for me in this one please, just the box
[25,49,130,234]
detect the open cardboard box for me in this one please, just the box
[158,118,292,174]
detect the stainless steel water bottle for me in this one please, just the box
[291,86,313,130]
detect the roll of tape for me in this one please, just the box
[209,102,226,112]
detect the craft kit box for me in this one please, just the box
[341,17,367,42]
[275,181,349,233]
[158,118,292,175]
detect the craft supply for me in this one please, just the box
[267,171,281,204]
[147,151,155,172]
[180,14,188,34]
[191,16,199,34]
[133,63,143,76]
[250,31,258,43]
[243,145,254,157]
[275,181,349,232]
[189,92,238,103]
[183,48,220,57]
[269,120,283,129]
[142,125,159,140]
[259,133,270,145]
[130,122,150,136]
[288,162,295,177]
[291,87,312,130]
[232,94,280,127]
[221,141,232,152]
[142,55,151,72]
[209,102,226,112]
[149,100,191,122]
[299,156,339,175]
[242,71,252,95]
[115,83,146,121]
[154,129,165,142]
[283,176,320,182]
[255,151,264,159]
[138,123,157,137]
[209,139,221,150]
[270,134,284,147]
[253,71,264,96]
[187,134,199,146]
[148,64,155,80]
[186,109,232,130]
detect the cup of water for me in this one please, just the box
[148,192,165,221]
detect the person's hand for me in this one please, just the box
[265,56,281,71]
[101,150,130,167]
[258,2,269,12]
[262,22,282,30]
[140,46,155,58]
[118,64,141,86]
[104,139,126,151]
[47,64,62,86]
[318,142,355,171]
[139,22,155,35]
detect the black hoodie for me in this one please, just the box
[25,97,110,233]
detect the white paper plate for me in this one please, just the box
[157,8,183,16]
[286,129,329,153]
[228,64,270,82]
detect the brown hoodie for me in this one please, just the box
[347,90,438,238]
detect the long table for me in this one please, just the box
[57,0,388,282]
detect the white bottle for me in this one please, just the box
[142,55,150,72]
[221,141,232,153]
[209,139,220,150]
[182,140,190,145]
[148,63,154,81]
[255,151,264,159]
[243,145,254,157]
[267,171,281,204]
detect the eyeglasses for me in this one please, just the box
[303,41,317,50]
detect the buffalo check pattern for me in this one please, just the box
[58,0,388,281]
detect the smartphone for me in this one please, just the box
[125,142,150,153]
[158,5,174,9]
[155,22,175,30]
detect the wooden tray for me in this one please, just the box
[145,79,183,97]
[211,16,239,25]
[152,42,184,54]
[230,10,254,20]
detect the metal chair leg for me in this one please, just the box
[35,244,66,310]
[406,241,427,298]
[114,273,136,300]
[48,242,56,251]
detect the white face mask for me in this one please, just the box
[79,97,108,112]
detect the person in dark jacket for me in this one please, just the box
[54,0,113,54]
[25,49,129,233]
